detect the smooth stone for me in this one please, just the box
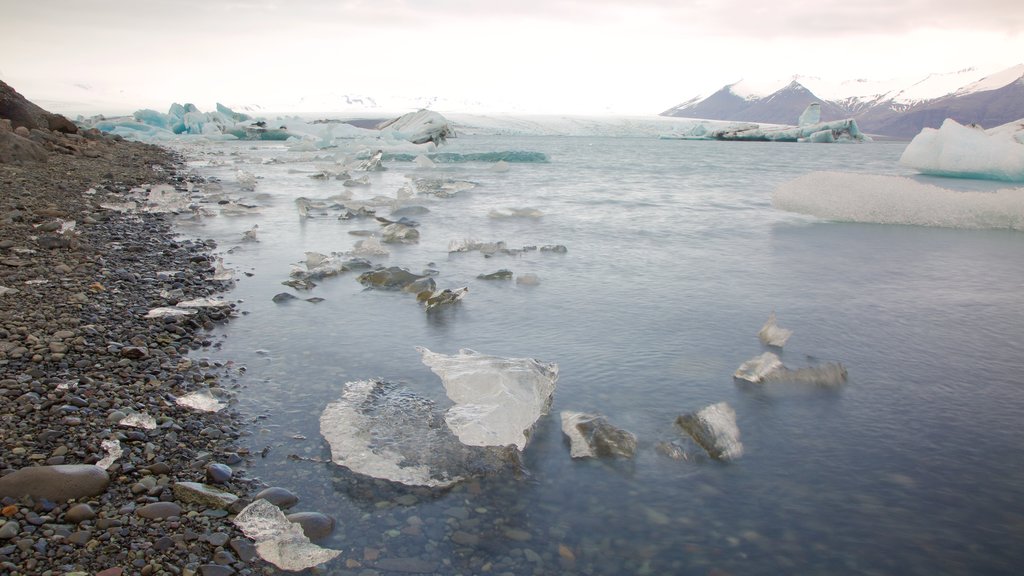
[0,521,19,539]
[229,538,258,563]
[286,511,335,541]
[205,531,230,547]
[66,530,91,545]
[253,486,298,510]
[172,482,238,509]
[95,568,124,576]
[205,463,232,484]
[136,502,181,519]
[65,503,96,524]
[0,465,109,502]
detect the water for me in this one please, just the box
[168,133,1024,575]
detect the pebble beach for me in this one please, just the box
[0,108,277,576]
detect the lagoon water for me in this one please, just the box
[168,130,1024,575]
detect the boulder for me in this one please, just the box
[0,465,109,501]
[0,79,76,133]
[0,131,48,164]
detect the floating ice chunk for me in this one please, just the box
[798,103,821,127]
[96,439,123,470]
[676,402,743,461]
[421,287,468,311]
[489,160,510,173]
[560,411,637,459]
[351,237,389,257]
[734,352,784,383]
[358,266,432,291]
[119,413,157,430]
[899,118,1024,182]
[773,171,1024,230]
[516,273,540,286]
[758,312,792,347]
[418,347,558,450]
[100,184,192,214]
[176,389,226,412]
[176,297,230,309]
[489,207,543,219]
[212,258,234,281]
[380,222,419,244]
[413,177,476,198]
[233,499,342,571]
[377,110,456,145]
[414,154,436,168]
[242,224,259,242]
[236,169,257,191]
[319,379,518,487]
[355,149,385,171]
[145,307,196,318]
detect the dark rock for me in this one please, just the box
[0,131,48,164]
[64,503,96,524]
[253,486,298,509]
[286,511,335,541]
[135,502,181,519]
[205,462,232,484]
[0,465,109,502]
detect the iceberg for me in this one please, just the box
[318,379,521,487]
[560,411,637,459]
[899,118,1024,182]
[676,402,744,461]
[734,351,847,387]
[418,347,558,450]
[773,171,1024,230]
[233,499,342,571]
[376,109,456,145]
[798,103,821,127]
[660,118,867,143]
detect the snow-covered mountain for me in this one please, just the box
[661,64,1024,138]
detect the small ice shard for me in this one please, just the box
[236,169,257,191]
[414,154,436,168]
[176,297,231,309]
[489,160,510,172]
[798,103,821,126]
[560,411,637,459]
[319,379,519,487]
[212,258,234,281]
[233,499,342,571]
[758,312,792,347]
[96,439,123,470]
[242,224,259,242]
[380,223,420,244]
[899,117,1024,182]
[676,402,744,461]
[176,389,226,412]
[488,207,543,219]
[734,352,784,383]
[145,307,197,319]
[119,413,157,430]
[418,347,559,450]
[356,149,385,171]
[421,287,468,311]
[412,177,476,198]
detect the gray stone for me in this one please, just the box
[0,465,109,502]
[286,511,335,541]
[0,521,19,539]
[172,482,238,509]
[136,502,181,519]
[253,486,298,510]
[65,503,96,524]
[205,462,232,484]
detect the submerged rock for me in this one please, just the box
[0,465,110,501]
[560,411,637,459]
[676,402,744,461]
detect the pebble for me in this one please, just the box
[65,503,96,523]
[136,501,181,519]
[286,511,335,541]
[205,462,233,484]
[0,520,19,539]
[253,486,298,509]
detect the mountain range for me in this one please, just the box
[660,64,1024,139]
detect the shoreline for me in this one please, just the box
[0,129,270,575]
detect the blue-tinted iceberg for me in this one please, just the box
[774,171,1024,230]
[900,118,1024,182]
[660,118,866,143]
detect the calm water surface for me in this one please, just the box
[170,135,1024,575]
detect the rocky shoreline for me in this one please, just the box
[0,116,276,575]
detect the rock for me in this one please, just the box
[286,511,335,541]
[198,565,236,576]
[676,402,744,461]
[95,568,124,576]
[0,131,48,164]
[172,481,238,509]
[65,503,96,524]
[0,79,63,131]
[560,411,638,458]
[253,486,299,510]
[136,502,181,519]
[205,462,232,484]
[0,520,19,539]
[0,465,109,501]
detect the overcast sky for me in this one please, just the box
[1,0,1022,115]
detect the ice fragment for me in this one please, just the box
[233,499,342,571]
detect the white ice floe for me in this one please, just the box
[118,413,157,430]
[773,171,1024,230]
[145,307,197,319]
[488,207,543,219]
[176,297,231,309]
[96,439,123,470]
[176,389,226,412]
[900,118,1024,182]
[677,402,744,461]
[377,110,456,146]
[233,499,342,571]
[758,312,792,347]
[418,347,559,450]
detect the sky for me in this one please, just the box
[1,0,1023,116]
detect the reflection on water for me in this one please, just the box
[173,136,1024,575]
